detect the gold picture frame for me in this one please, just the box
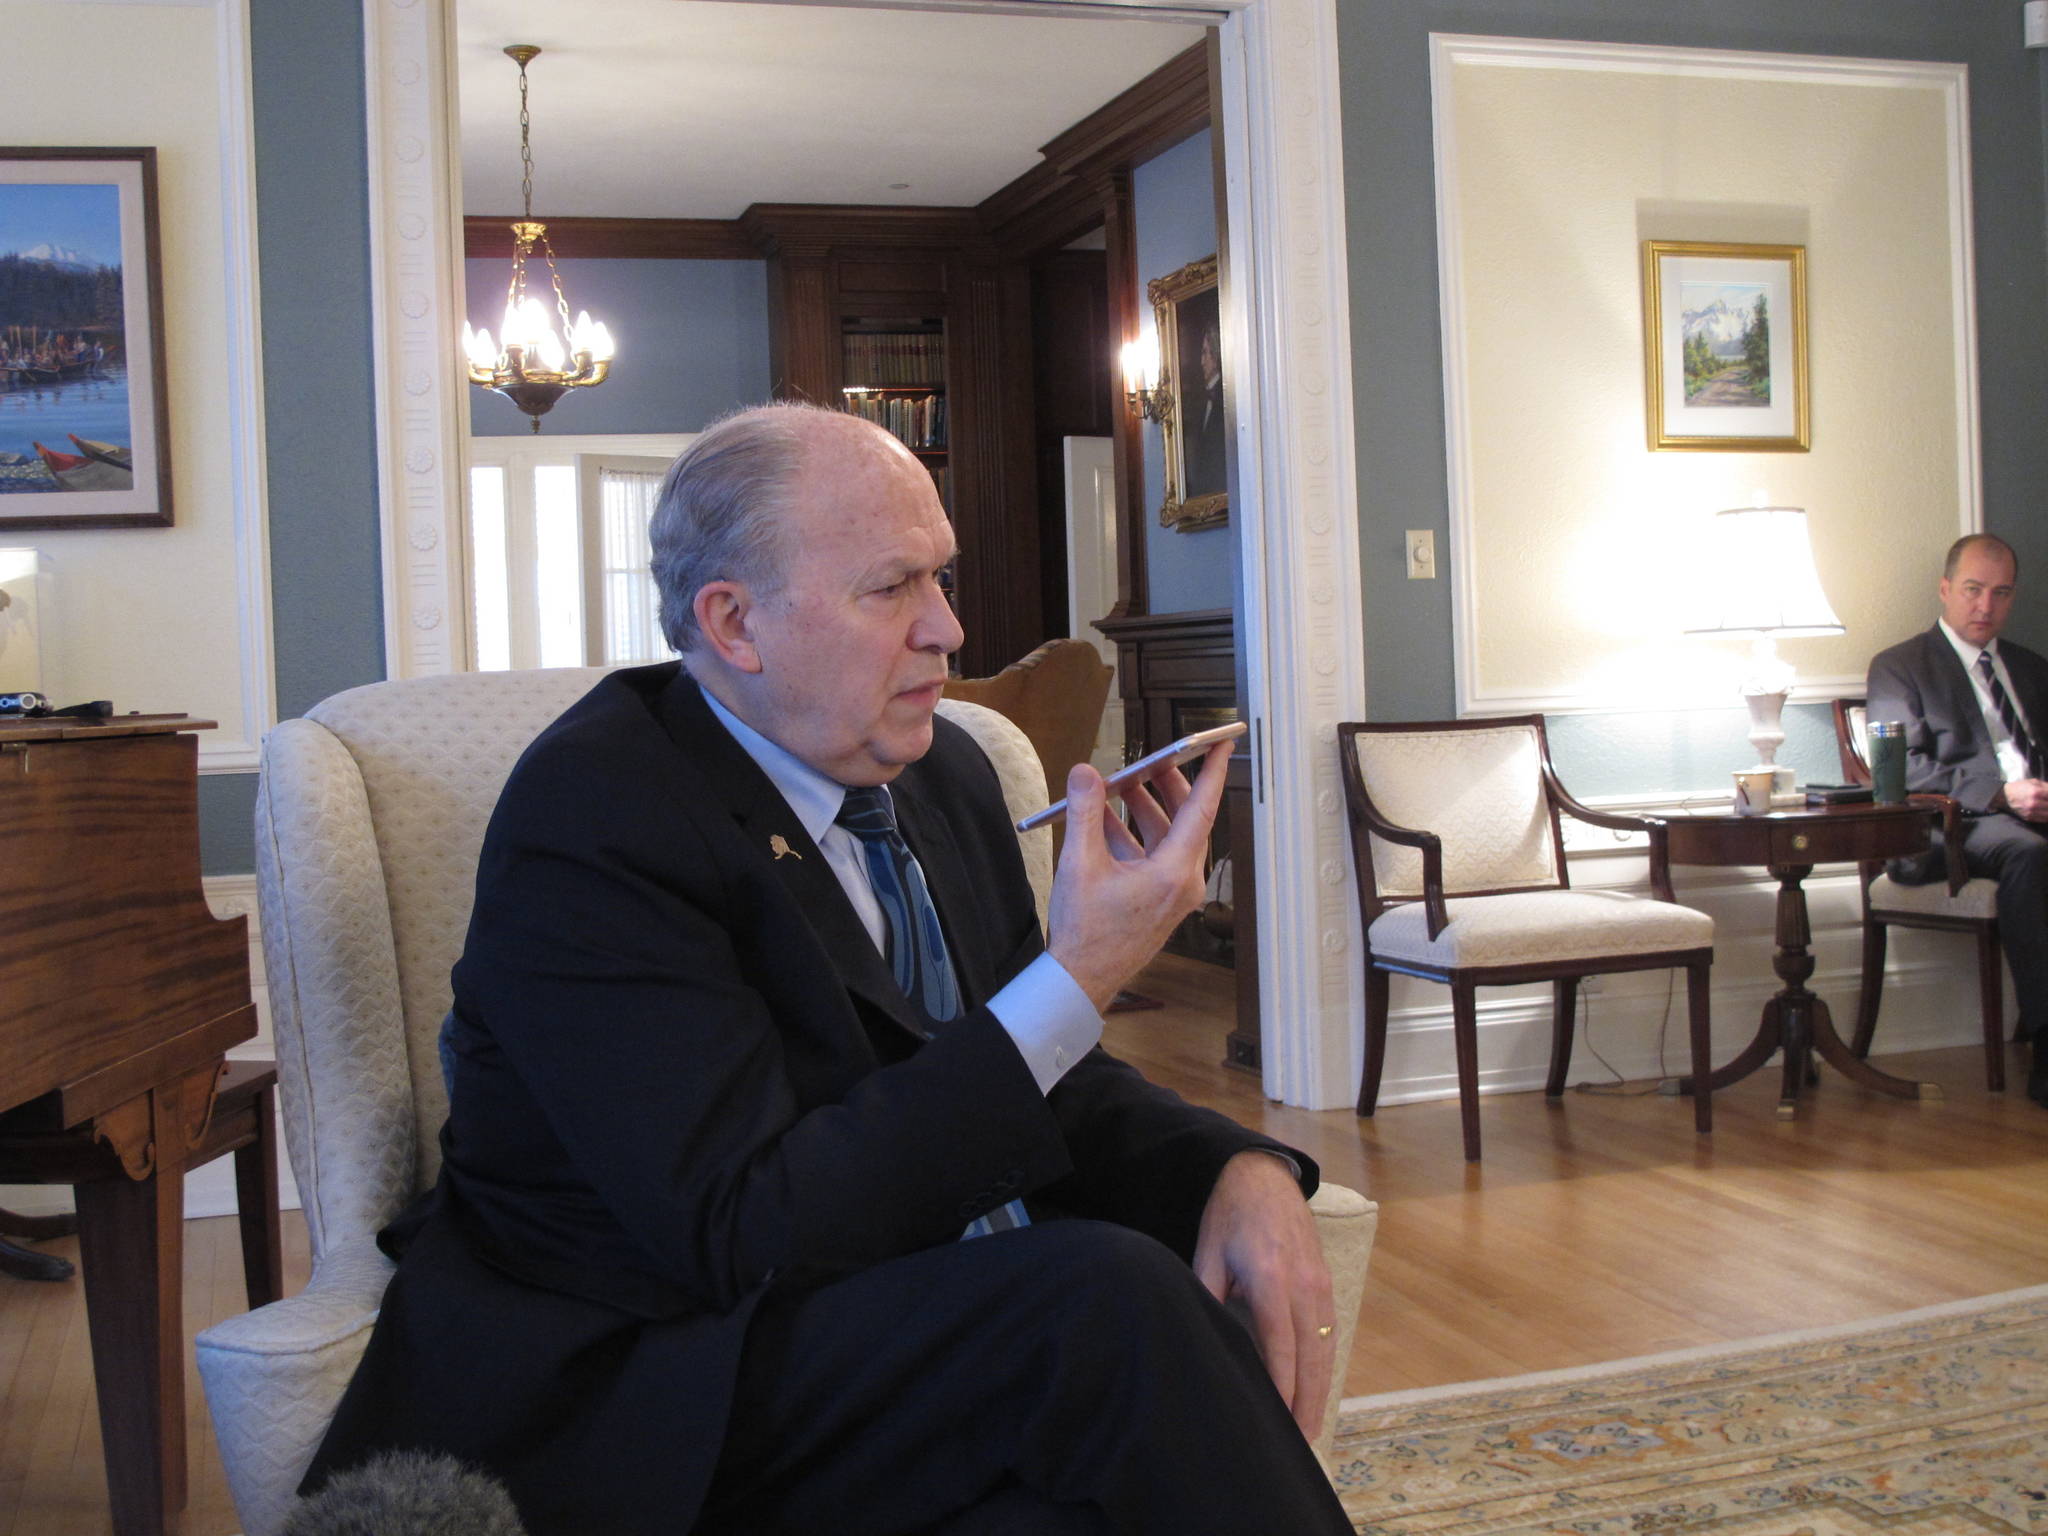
[1147,255,1227,531]
[1642,240,1809,452]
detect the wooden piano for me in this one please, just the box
[0,713,280,1536]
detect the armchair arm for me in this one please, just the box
[1348,798,1450,940]
[195,1238,397,1536]
[1905,792,1970,894]
[1543,774,1680,903]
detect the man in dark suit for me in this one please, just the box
[303,403,1352,1535]
[1867,531,2048,1107]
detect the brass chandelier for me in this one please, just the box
[462,44,614,432]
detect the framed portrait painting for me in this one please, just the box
[1642,240,1808,452]
[0,147,173,528]
[1147,254,1227,532]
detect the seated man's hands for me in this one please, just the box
[1193,1150,1337,1439]
[1044,742,1232,1012]
[2000,778,2048,821]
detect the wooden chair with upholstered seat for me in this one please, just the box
[1830,698,2012,1090]
[1338,715,1716,1161]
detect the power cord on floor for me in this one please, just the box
[1570,967,1679,1096]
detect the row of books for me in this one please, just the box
[843,390,946,450]
[843,330,945,386]
[928,462,950,509]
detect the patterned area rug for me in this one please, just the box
[1331,1286,2048,1536]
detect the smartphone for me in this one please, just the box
[1015,721,1247,832]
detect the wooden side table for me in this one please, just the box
[1662,801,1941,1117]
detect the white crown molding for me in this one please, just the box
[1431,35,1980,721]
[363,0,1364,1110]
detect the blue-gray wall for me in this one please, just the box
[214,0,2047,866]
[465,257,770,437]
[198,0,384,873]
[1335,0,2048,795]
[1132,128,1235,614]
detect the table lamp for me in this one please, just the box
[1683,505,1844,805]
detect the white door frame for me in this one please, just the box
[357,0,1365,1108]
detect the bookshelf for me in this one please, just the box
[841,321,948,508]
[746,208,1032,676]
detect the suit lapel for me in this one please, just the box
[1921,626,1988,753]
[653,673,931,1044]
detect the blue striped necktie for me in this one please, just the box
[1978,650,2045,779]
[834,785,1027,1239]
[835,785,963,1026]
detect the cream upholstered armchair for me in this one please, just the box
[1831,698,2011,1089]
[197,668,1377,1536]
[1339,716,1716,1161]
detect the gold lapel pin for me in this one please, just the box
[768,834,802,861]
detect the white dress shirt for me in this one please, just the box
[1938,618,2040,784]
[703,690,1102,1094]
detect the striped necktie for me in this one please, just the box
[834,786,962,1026]
[834,785,1027,1239]
[1978,650,2045,780]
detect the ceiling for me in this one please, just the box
[456,0,1209,221]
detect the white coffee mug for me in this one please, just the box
[1732,769,1776,816]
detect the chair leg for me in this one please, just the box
[1685,961,1713,1134]
[1451,979,1482,1161]
[232,1079,285,1307]
[1545,978,1578,1098]
[1850,918,1889,1059]
[1356,966,1391,1117]
[1977,926,2005,1093]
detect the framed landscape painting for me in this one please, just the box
[1642,240,1808,452]
[0,147,172,528]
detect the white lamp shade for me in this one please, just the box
[1683,506,1844,637]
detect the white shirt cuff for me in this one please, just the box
[987,951,1104,1095]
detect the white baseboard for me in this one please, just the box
[1,873,301,1223]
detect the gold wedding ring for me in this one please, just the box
[1317,1324,1334,1338]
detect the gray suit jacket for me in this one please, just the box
[1866,623,2048,816]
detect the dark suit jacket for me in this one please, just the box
[305,663,1310,1536]
[1867,624,2048,814]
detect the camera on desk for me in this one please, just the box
[0,693,114,720]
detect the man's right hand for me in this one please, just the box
[2002,778,2048,821]
[1044,743,1233,1012]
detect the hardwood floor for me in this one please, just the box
[1110,954,2048,1397]
[4,951,2045,1534]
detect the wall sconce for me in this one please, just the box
[1682,505,1843,803]
[1120,336,1171,424]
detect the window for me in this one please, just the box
[465,434,692,670]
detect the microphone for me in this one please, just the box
[284,1451,529,1536]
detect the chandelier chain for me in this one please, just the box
[517,59,535,220]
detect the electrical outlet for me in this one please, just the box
[1405,530,1436,580]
